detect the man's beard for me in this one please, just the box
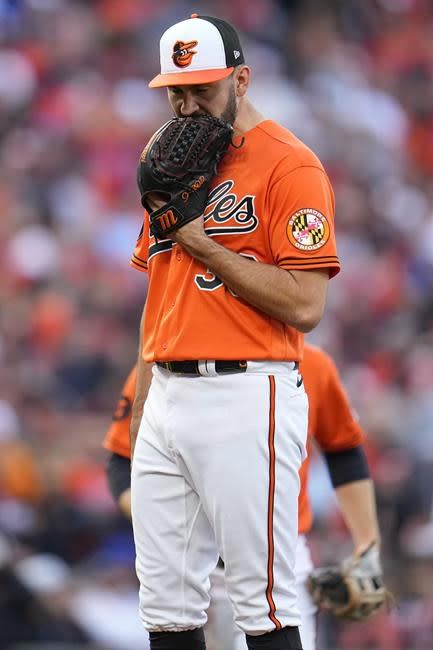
[175,85,238,124]
[220,85,237,125]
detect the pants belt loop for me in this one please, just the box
[198,360,218,376]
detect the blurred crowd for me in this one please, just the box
[1,0,433,648]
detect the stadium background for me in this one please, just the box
[1,0,433,648]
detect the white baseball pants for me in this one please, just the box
[206,535,317,650]
[131,361,308,635]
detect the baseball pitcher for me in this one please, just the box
[130,13,340,650]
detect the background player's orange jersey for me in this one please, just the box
[131,121,340,363]
[298,345,364,533]
[103,344,364,534]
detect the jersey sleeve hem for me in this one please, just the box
[130,254,148,272]
[279,257,340,277]
[318,427,365,452]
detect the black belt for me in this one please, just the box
[156,360,247,375]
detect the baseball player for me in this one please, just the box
[104,344,381,650]
[130,14,340,650]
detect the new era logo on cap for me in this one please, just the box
[149,14,245,88]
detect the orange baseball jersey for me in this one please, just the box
[103,344,363,534]
[104,365,137,459]
[131,120,340,363]
[298,344,364,533]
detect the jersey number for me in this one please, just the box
[194,254,257,292]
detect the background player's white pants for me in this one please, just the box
[131,362,308,635]
[206,536,317,650]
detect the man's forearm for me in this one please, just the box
[130,362,152,458]
[130,306,153,457]
[179,235,328,331]
[335,479,380,552]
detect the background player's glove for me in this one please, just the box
[307,542,391,621]
[137,115,234,239]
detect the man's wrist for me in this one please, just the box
[179,232,220,263]
[354,539,380,557]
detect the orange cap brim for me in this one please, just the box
[149,67,234,88]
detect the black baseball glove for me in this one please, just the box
[307,543,392,621]
[137,115,234,239]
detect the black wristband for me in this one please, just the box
[106,452,131,501]
[324,445,370,488]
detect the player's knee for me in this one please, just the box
[149,628,206,649]
[246,626,303,650]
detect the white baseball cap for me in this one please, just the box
[149,14,245,88]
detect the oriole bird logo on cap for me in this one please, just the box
[172,40,198,68]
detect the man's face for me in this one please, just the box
[166,75,238,124]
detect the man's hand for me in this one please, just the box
[118,488,132,519]
[145,193,166,213]
[308,542,392,621]
[146,194,210,255]
[137,116,233,240]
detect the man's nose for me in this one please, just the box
[179,95,200,116]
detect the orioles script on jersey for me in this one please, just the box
[147,180,258,262]
[131,120,340,362]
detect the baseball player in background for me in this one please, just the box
[130,13,340,650]
[104,344,381,650]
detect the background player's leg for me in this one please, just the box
[294,536,317,650]
[131,368,219,644]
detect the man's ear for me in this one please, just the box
[235,65,250,97]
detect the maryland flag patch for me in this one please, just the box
[287,209,330,251]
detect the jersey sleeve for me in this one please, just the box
[130,212,149,272]
[268,164,340,277]
[102,366,136,458]
[313,355,364,452]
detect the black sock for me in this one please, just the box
[149,628,206,649]
[246,626,302,650]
